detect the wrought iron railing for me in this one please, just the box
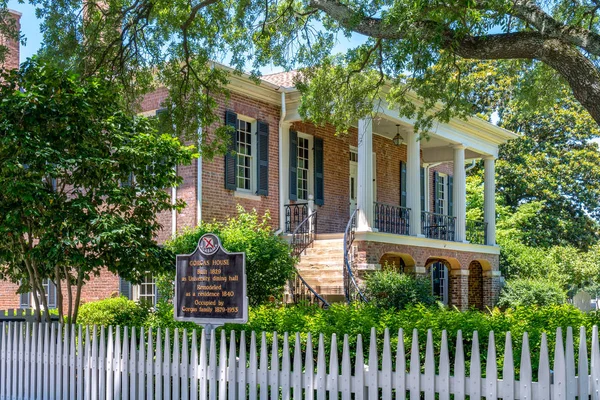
[374,202,410,235]
[466,219,488,245]
[343,209,367,303]
[421,211,456,241]
[284,203,308,233]
[288,211,329,308]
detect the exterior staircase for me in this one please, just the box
[295,237,346,303]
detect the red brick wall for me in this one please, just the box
[0,280,20,309]
[202,92,280,229]
[468,261,484,310]
[0,10,20,71]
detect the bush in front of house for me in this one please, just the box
[77,296,150,327]
[161,205,295,306]
[497,278,567,309]
[362,269,436,309]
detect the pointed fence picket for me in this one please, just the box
[5,321,600,399]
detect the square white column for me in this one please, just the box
[453,145,467,242]
[406,130,421,236]
[484,156,496,245]
[357,118,373,231]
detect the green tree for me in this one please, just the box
[0,59,196,323]
[163,206,295,306]
[7,0,600,136]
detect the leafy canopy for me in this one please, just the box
[3,0,600,137]
[0,58,196,322]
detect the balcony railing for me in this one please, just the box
[284,203,308,233]
[466,219,488,245]
[374,202,410,235]
[421,211,456,241]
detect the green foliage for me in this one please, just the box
[18,0,600,140]
[221,303,600,376]
[77,297,149,327]
[0,58,196,322]
[161,206,295,306]
[363,269,436,310]
[498,279,567,309]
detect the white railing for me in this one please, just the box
[0,321,599,399]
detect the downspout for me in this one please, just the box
[197,126,203,226]
[275,89,286,235]
[465,160,476,172]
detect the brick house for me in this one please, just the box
[0,15,516,310]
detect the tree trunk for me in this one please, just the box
[54,265,63,324]
[64,265,73,325]
[72,267,84,325]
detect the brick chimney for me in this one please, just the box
[0,9,21,70]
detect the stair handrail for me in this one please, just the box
[343,208,367,303]
[289,211,329,308]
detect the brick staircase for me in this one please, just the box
[295,237,346,303]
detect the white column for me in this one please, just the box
[357,118,373,231]
[279,122,290,232]
[484,156,496,246]
[453,145,466,242]
[406,130,421,236]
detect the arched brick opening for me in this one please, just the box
[425,258,453,306]
[425,256,467,310]
[379,252,416,273]
[468,261,484,310]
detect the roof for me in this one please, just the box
[260,71,298,88]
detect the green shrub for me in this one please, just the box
[161,206,295,306]
[498,278,567,309]
[77,297,149,327]
[363,270,436,309]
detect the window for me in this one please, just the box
[132,272,156,307]
[297,136,310,200]
[236,118,255,191]
[437,173,447,214]
[20,278,56,309]
[431,262,449,305]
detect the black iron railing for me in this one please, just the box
[284,203,308,233]
[374,202,410,235]
[466,219,488,245]
[343,209,367,303]
[421,211,456,241]
[288,211,329,308]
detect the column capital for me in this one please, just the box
[483,154,496,161]
[453,143,467,150]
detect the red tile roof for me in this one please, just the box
[260,71,299,88]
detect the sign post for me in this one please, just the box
[174,233,248,342]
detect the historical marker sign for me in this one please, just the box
[174,233,248,324]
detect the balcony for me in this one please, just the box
[372,204,488,245]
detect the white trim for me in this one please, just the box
[234,191,262,201]
[355,231,501,255]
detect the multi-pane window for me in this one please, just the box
[297,136,310,200]
[133,272,156,307]
[236,119,253,191]
[431,262,448,305]
[437,174,447,214]
[20,278,56,309]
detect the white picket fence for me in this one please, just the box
[1,322,600,400]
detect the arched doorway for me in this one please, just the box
[425,257,462,307]
[468,261,484,310]
[379,252,415,273]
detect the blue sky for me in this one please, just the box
[8,0,41,62]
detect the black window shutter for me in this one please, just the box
[448,175,454,216]
[314,137,324,206]
[433,171,440,214]
[289,130,298,201]
[47,280,57,308]
[224,110,238,190]
[256,121,269,196]
[420,167,425,211]
[400,161,407,207]
[120,277,132,299]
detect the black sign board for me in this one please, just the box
[174,233,248,325]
